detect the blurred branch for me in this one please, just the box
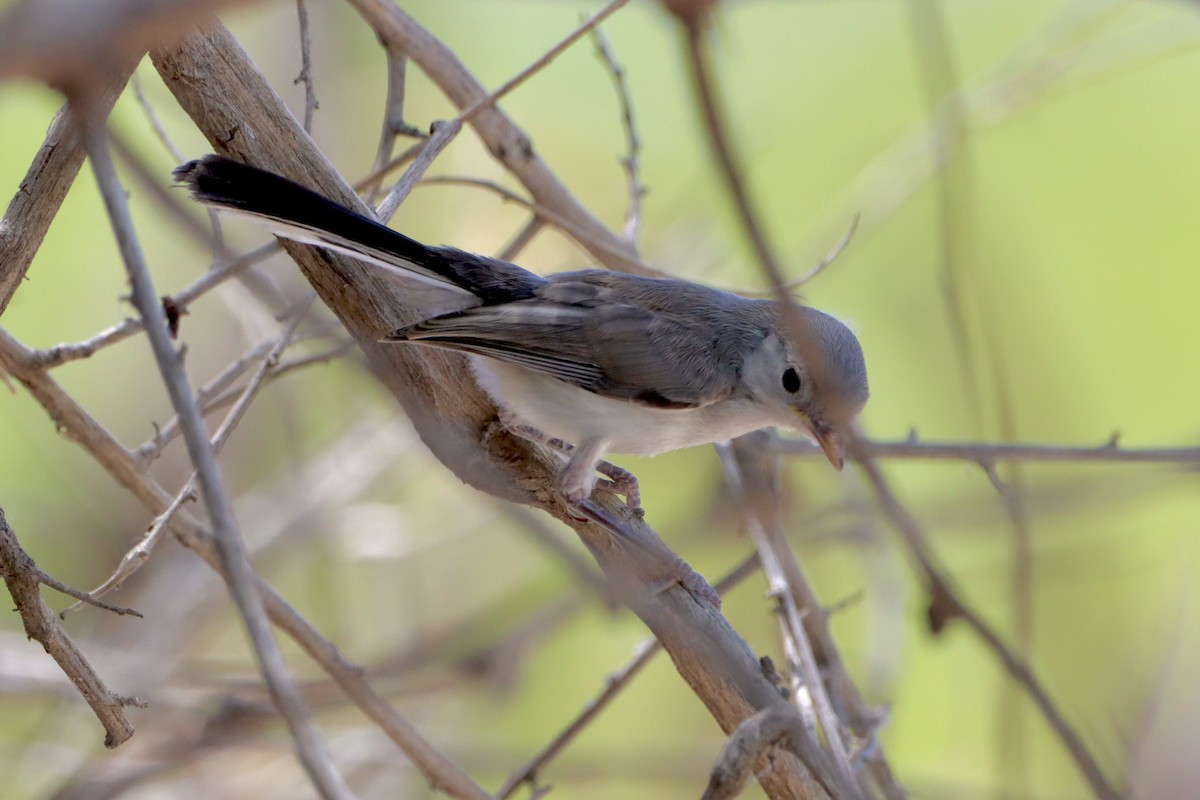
[720,435,905,798]
[0,72,130,317]
[845,431,1122,800]
[0,505,141,748]
[903,0,981,428]
[590,25,645,247]
[79,114,354,800]
[345,0,645,274]
[497,552,763,800]
[63,299,315,616]
[150,18,844,798]
[776,434,1200,466]
[670,5,851,435]
[0,324,492,800]
[0,0,255,87]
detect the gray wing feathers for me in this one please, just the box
[396,271,775,408]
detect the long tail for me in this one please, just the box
[173,155,542,304]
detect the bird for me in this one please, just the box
[174,155,869,510]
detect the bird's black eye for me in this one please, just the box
[782,367,802,394]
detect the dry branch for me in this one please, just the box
[0,326,491,800]
[0,505,140,748]
[149,16,835,799]
[0,72,130,316]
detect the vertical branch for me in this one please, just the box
[78,111,353,800]
[365,42,423,200]
[591,25,645,247]
[718,439,862,795]
[296,0,319,134]
[903,4,1036,788]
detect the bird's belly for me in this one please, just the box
[471,358,777,455]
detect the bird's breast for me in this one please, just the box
[470,358,782,455]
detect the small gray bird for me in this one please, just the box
[175,156,869,508]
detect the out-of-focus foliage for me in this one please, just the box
[1,1,1198,798]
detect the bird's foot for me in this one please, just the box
[595,459,641,511]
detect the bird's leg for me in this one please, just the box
[555,437,608,504]
[498,412,641,508]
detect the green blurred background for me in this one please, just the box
[1,0,1199,797]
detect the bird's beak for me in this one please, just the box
[806,421,844,471]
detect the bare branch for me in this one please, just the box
[701,706,856,800]
[79,113,353,800]
[295,0,318,134]
[364,42,423,200]
[63,300,316,616]
[718,439,860,794]
[0,325,488,797]
[498,552,763,799]
[776,434,1200,466]
[0,505,140,748]
[590,24,644,246]
[0,71,130,316]
[376,118,461,223]
[845,429,1121,800]
[344,0,644,274]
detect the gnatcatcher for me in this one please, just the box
[175,156,869,509]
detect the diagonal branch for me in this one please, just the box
[78,110,353,800]
[0,505,141,748]
[0,324,491,800]
[0,70,131,316]
[151,18,835,799]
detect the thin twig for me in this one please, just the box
[132,324,348,466]
[717,440,860,794]
[27,242,280,370]
[590,24,644,246]
[496,552,762,799]
[131,73,185,163]
[365,43,423,200]
[80,115,353,800]
[496,217,546,262]
[416,176,657,275]
[346,0,645,274]
[295,0,318,134]
[63,299,316,616]
[0,323,489,798]
[775,434,1200,466]
[372,0,633,224]
[845,428,1121,800]
[792,214,859,288]
[376,118,461,223]
[0,505,141,748]
[740,214,860,298]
